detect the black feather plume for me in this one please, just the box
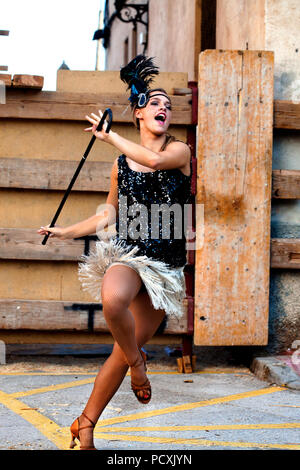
[120,55,159,107]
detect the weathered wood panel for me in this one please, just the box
[0,260,91,301]
[3,158,300,199]
[0,120,187,161]
[0,90,192,125]
[274,100,300,130]
[272,170,300,199]
[0,190,107,229]
[0,158,111,191]
[0,74,11,86]
[0,228,93,261]
[0,299,189,334]
[56,70,188,95]
[194,50,274,345]
[12,75,44,89]
[271,238,300,269]
[2,227,299,270]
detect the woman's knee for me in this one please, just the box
[101,287,129,319]
[101,266,142,319]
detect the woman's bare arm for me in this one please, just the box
[107,132,191,171]
[85,111,191,171]
[37,158,119,240]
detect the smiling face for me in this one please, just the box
[134,91,172,135]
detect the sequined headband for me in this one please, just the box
[135,91,172,109]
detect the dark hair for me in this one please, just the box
[133,88,171,130]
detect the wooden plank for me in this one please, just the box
[2,228,295,269]
[272,169,300,199]
[57,70,188,95]
[0,228,91,261]
[0,330,182,346]
[0,229,190,269]
[0,299,189,334]
[0,157,111,191]
[0,66,8,71]
[0,30,9,36]
[0,299,103,331]
[194,50,274,346]
[274,100,300,129]
[0,90,192,125]
[0,74,11,86]
[4,158,300,199]
[271,238,300,269]
[12,74,44,90]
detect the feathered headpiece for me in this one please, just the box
[120,54,160,108]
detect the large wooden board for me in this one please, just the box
[0,299,189,334]
[0,158,111,191]
[194,50,274,345]
[1,90,192,125]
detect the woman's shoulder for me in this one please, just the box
[161,134,191,154]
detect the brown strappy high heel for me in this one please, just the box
[70,412,97,450]
[130,348,151,405]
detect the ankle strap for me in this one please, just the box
[81,412,96,428]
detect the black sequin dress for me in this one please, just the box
[116,153,192,267]
[78,138,192,318]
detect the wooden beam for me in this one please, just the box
[0,157,111,192]
[0,299,189,334]
[0,66,8,71]
[271,238,300,269]
[0,74,11,86]
[12,74,44,90]
[272,169,300,198]
[274,100,300,129]
[0,30,9,36]
[2,228,299,270]
[0,228,90,261]
[0,89,192,124]
[3,158,300,199]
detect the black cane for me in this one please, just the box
[42,108,113,245]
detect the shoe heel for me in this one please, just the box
[70,432,77,449]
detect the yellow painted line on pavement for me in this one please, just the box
[0,383,289,451]
[4,370,250,399]
[0,368,250,376]
[10,377,95,398]
[96,386,285,427]
[93,422,300,433]
[0,390,69,450]
[0,372,98,376]
[93,432,300,450]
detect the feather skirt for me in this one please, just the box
[78,236,186,318]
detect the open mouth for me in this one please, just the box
[154,113,166,124]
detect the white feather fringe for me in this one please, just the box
[78,237,186,318]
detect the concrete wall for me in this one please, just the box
[216,0,300,353]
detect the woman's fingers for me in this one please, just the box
[85,110,109,137]
[91,112,100,120]
[85,115,98,125]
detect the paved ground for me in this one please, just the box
[0,346,299,452]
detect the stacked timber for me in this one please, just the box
[0,70,195,348]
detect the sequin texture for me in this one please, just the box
[115,153,192,267]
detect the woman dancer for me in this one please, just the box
[37,55,192,450]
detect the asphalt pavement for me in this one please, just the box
[0,345,299,453]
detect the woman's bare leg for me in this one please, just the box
[77,270,166,448]
[100,264,147,386]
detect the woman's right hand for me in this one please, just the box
[37,224,67,240]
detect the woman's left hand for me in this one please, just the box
[84,110,111,141]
